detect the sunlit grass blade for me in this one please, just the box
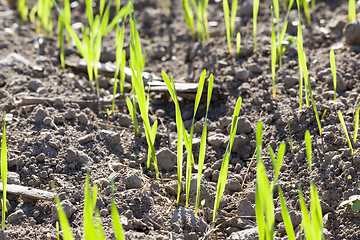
[213,97,242,224]
[278,0,295,68]
[330,50,337,101]
[1,113,7,230]
[253,0,260,52]
[17,0,28,24]
[236,32,241,57]
[271,7,277,99]
[338,110,354,156]
[310,182,324,239]
[288,121,293,152]
[298,186,315,239]
[354,102,360,142]
[349,0,356,22]
[223,0,231,53]
[298,42,322,135]
[111,182,125,240]
[278,186,296,240]
[195,74,213,215]
[162,72,184,205]
[230,0,238,38]
[181,0,195,39]
[53,189,75,240]
[83,170,97,239]
[303,0,311,24]
[126,97,139,134]
[269,142,285,193]
[147,120,158,169]
[304,130,312,174]
[113,23,126,111]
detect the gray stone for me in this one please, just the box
[156,148,177,171]
[173,208,207,233]
[39,170,48,179]
[98,76,110,89]
[208,134,226,147]
[28,79,43,92]
[225,178,241,191]
[0,53,31,67]
[0,230,9,240]
[238,46,253,57]
[49,138,61,150]
[284,75,297,88]
[329,19,346,31]
[117,114,133,127]
[7,172,20,184]
[232,134,249,152]
[79,133,95,143]
[237,199,255,216]
[122,174,143,189]
[7,209,25,223]
[235,69,249,81]
[239,1,254,17]
[42,117,52,126]
[344,21,360,46]
[238,82,250,94]
[235,118,252,134]
[64,108,76,120]
[36,153,46,161]
[100,130,121,145]
[52,200,76,221]
[153,44,166,59]
[248,63,262,74]
[34,107,49,124]
[219,116,232,129]
[66,148,91,164]
[228,227,258,240]
[78,113,88,125]
[289,211,302,228]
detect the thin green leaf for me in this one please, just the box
[354,102,360,142]
[330,50,337,101]
[338,110,354,156]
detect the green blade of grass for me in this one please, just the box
[278,186,296,240]
[303,0,311,24]
[1,113,7,230]
[338,110,354,156]
[53,190,75,240]
[213,97,242,223]
[288,121,293,152]
[271,7,277,99]
[223,0,231,53]
[230,0,238,38]
[253,0,259,52]
[309,182,324,239]
[298,185,315,239]
[111,182,125,240]
[126,97,139,134]
[195,74,213,215]
[354,102,360,142]
[304,130,312,174]
[330,50,337,101]
[349,0,356,22]
[278,0,295,68]
[236,32,241,57]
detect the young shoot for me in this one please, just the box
[271,7,277,99]
[253,0,260,52]
[354,102,360,142]
[236,32,241,57]
[223,0,231,53]
[1,113,7,230]
[349,0,356,22]
[213,97,242,224]
[330,50,337,101]
[338,110,354,156]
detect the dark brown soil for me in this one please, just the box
[0,0,359,239]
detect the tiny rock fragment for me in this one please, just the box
[208,134,226,147]
[52,200,76,221]
[100,130,121,145]
[64,108,77,120]
[122,174,143,189]
[66,148,91,164]
[228,227,259,240]
[78,112,88,125]
[33,106,49,124]
[237,199,255,216]
[7,209,26,223]
[78,133,95,143]
[28,79,44,92]
[156,148,177,171]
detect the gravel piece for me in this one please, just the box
[78,133,95,143]
[228,227,259,240]
[34,107,49,124]
[7,209,25,223]
[28,79,43,91]
[237,199,255,216]
[225,178,241,191]
[66,148,91,164]
[52,200,76,221]
[235,68,249,81]
[122,174,143,189]
[156,148,177,171]
[173,208,207,233]
[208,134,226,147]
[78,113,88,125]
[64,108,77,120]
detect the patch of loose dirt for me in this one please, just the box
[0,0,359,239]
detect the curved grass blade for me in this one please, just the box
[354,102,360,142]
[1,113,7,230]
[338,110,354,156]
[195,74,213,215]
[304,130,312,174]
[330,50,337,101]
[53,190,75,240]
[223,0,231,53]
[236,32,241,57]
[213,97,242,224]
[230,0,238,38]
[278,186,296,240]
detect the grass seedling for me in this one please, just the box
[236,32,241,57]
[303,0,311,24]
[253,0,259,52]
[181,0,195,40]
[129,17,159,179]
[57,0,71,69]
[297,40,322,136]
[288,121,293,153]
[271,7,277,99]
[338,110,354,156]
[126,97,140,135]
[330,50,337,101]
[1,113,7,230]
[56,222,60,240]
[296,1,305,109]
[231,0,238,38]
[321,109,327,120]
[195,74,213,215]
[255,121,275,239]
[305,130,312,173]
[354,102,360,142]
[349,0,356,22]
[278,186,296,240]
[111,182,125,240]
[17,0,28,24]
[30,0,54,36]
[213,97,242,224]
[268,141,286,193]
[311,0,316,9]
[191,0,210,41]
[223,0,231,53]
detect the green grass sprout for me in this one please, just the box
[321,110,327,120]
[330,50,337,101]
[278,186,296,240]
[338,110,354,156]
[304,130,312,174]
[354,102,360,142]
[253,0,260,52]
[195,74,213,215]
[223,0,231,53]
[349,0,356,22]
[181,0,195,39]
[213,97,242,224]
[288,121,293,152]
[126,97,140,135]
[56,221,60,240]
[268,141,286,193]
[17,0,28,24]
[111,182,125,240]
[236,32,241,57]
[303,0,311,24]
[1,113,7,230]
[297,41,322,135]
[30,0,54,36]
[53,189,75,240]
[255,121,275,239]
[311,0,316,9]
[58,0,71,69]
[231,0,238,39]
[271,7,277,99]
[162,72,185,205]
